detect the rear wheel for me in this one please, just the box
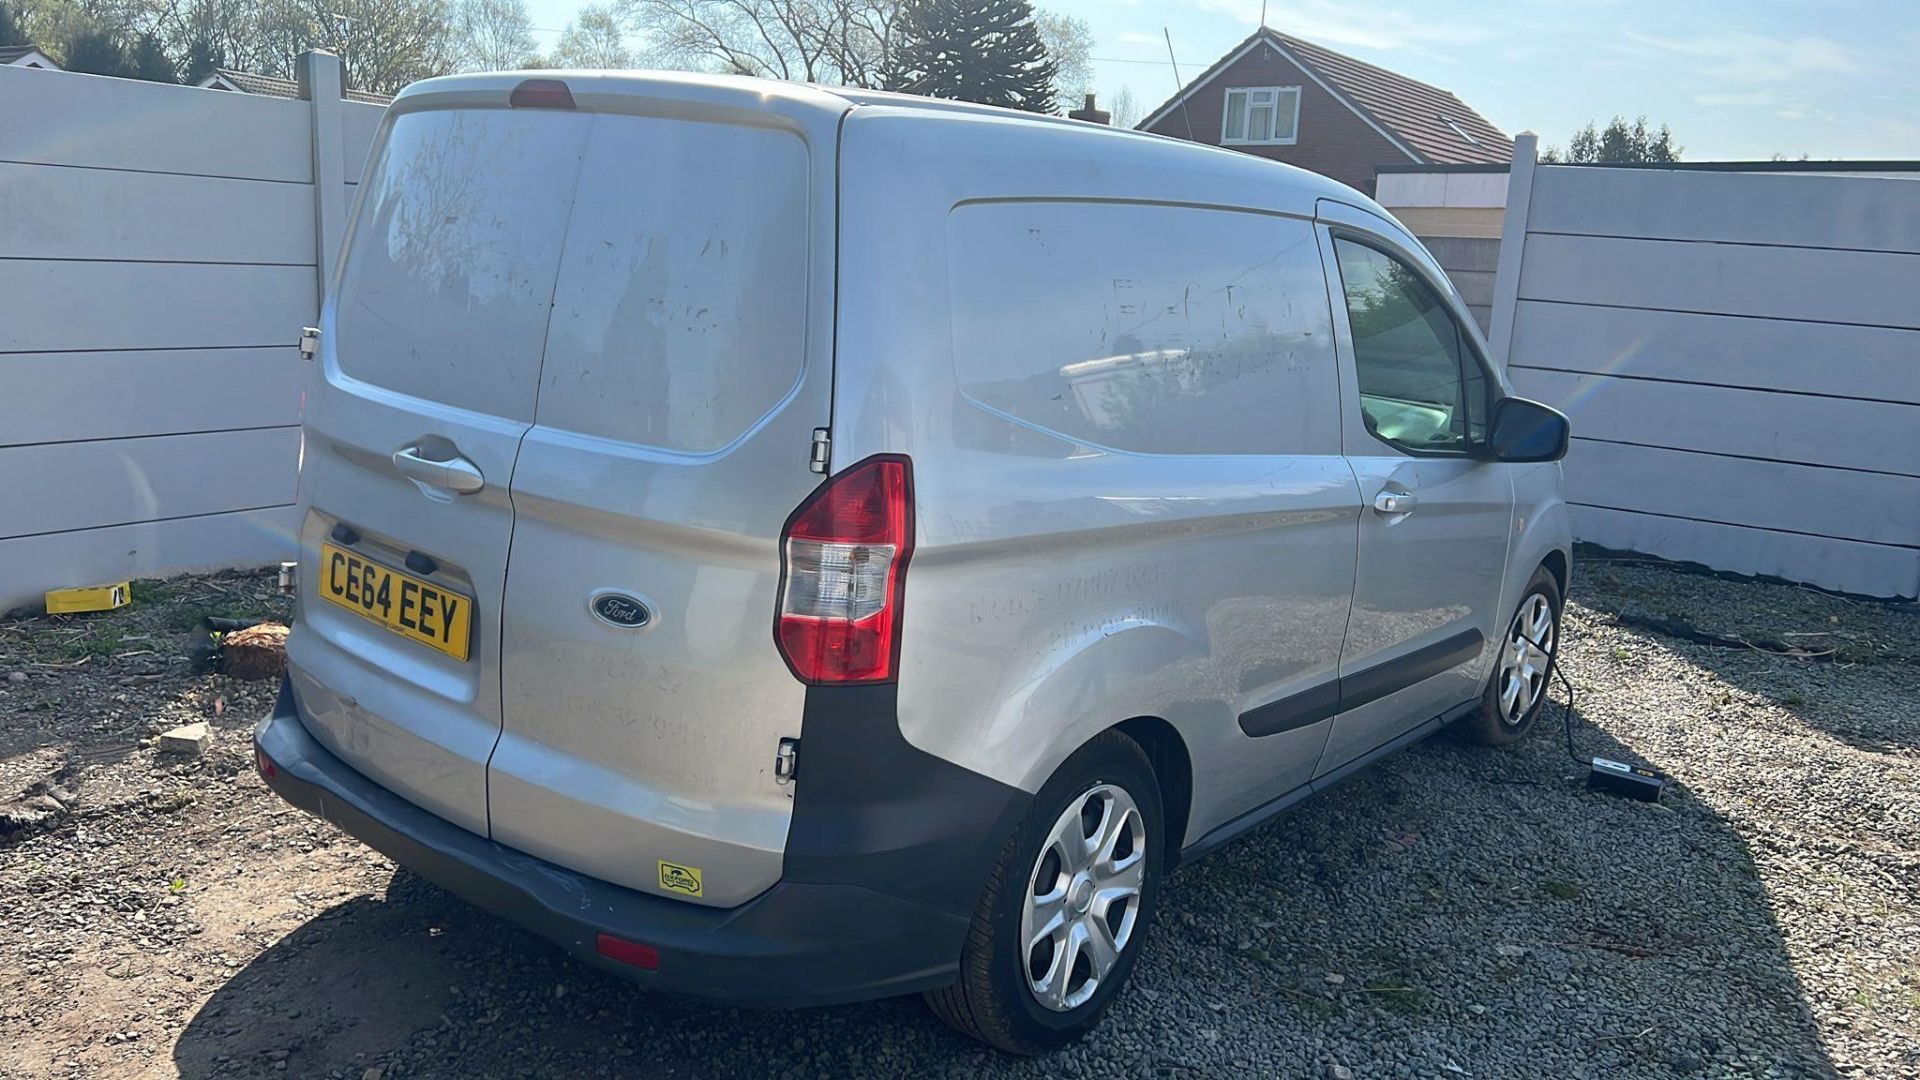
[1459,566,1562,745]
[925,730,1163,1054]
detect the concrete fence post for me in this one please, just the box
[1487,131,1537,368]
[298,50,346,314]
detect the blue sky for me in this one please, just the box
[521,0,1920,160]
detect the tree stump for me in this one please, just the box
[221,623,290,681]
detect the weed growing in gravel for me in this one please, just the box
[1542,879,1583,900]
[132,579,182,604]
[60,632,126,661]
[1363,979,1428,1015]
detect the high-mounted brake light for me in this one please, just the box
[509,79,575,109]
[775,455,914,685]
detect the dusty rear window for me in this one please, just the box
[334,109,593,422]
[532,115,811,454]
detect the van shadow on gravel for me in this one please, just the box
[173,709,1836,1079]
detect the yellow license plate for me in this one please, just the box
[319,543,473,661]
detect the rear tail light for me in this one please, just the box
[775,455,914,685]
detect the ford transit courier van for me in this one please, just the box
[255,70,1573,1054]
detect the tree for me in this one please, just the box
[1107,85,1138,129]
[1033,9,1087,113]
[551,4,633,67]
[454,0,536,70]
[128,29,177,80]
[181,22,224,82]
[317,0,460,94]
[887,0,1054,113]
[618,0,899,87]
[63,26,132,74]
[0,0,25,47]
[1542,115,1682,164]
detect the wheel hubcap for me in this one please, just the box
[1497,592,1557,725]
[1022,783,1146,1013]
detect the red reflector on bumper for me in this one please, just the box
[255,746,276,778]
[595,933,660,970]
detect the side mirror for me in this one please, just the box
[1487,397,1570,463]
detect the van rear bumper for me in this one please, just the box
[254,679,1024,1007]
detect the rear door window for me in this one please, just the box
[334,109,592,421]
[531,115,810,453]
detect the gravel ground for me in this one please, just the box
[0,560,1914,1079]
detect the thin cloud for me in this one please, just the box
[1623,29,1855,83]
[1191,0,1491,51]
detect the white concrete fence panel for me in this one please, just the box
[0,53,383,611]
[1490,140,1920,598]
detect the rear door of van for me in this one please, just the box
[289,101,593,837]
[488,81,847,907]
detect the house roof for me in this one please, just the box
[1138,28,1512,166]
[201,67,392,105]
[0,45,60,67]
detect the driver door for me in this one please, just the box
[1314,227,1515,776]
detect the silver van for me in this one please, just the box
[255,71,1572,1054]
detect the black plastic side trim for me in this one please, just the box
[1238,679,1341,737]
[1191,697,1478,862]
[1238,629,1484,738]
[1337,628,1485,713]
[782,683,1030,923]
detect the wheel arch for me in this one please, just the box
[1540,548,1569,598]
[1112,716,1194,858]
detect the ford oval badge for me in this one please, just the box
[590,592,651,628]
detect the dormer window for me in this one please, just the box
[1222,86,1302,146]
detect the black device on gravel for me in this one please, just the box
[1551,662,1671,802]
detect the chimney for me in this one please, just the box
[1068,93,1111,126]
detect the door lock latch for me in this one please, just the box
[774,738,800,784]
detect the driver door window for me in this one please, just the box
[1333,239,1488,455]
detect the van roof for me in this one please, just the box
[393,70,1389,222]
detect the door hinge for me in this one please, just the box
[808,428,831,474]
[298,326,321,361]
[775,738,800,784]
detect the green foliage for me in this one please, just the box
[887,0,1056,113]
[181,24,224,83]
[63,26,131,75]
[0,0,25,47]
[128,30,177,80]
[1541,115,1682,164]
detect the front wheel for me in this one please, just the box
[924,730,1164,1054]
[1459,566,1562,745]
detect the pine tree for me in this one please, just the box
[887,0,1056,114]
[64,28,133,77]
[128,32,178,82]
[0,0,25,48]
[182,27,225,85]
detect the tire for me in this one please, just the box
[924,729,1164,1055]
[1458,565,1563,746]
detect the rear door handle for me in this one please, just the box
[1373,490,1418,516]
[392,445,485,495]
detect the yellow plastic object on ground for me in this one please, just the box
[45,582,132,614]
